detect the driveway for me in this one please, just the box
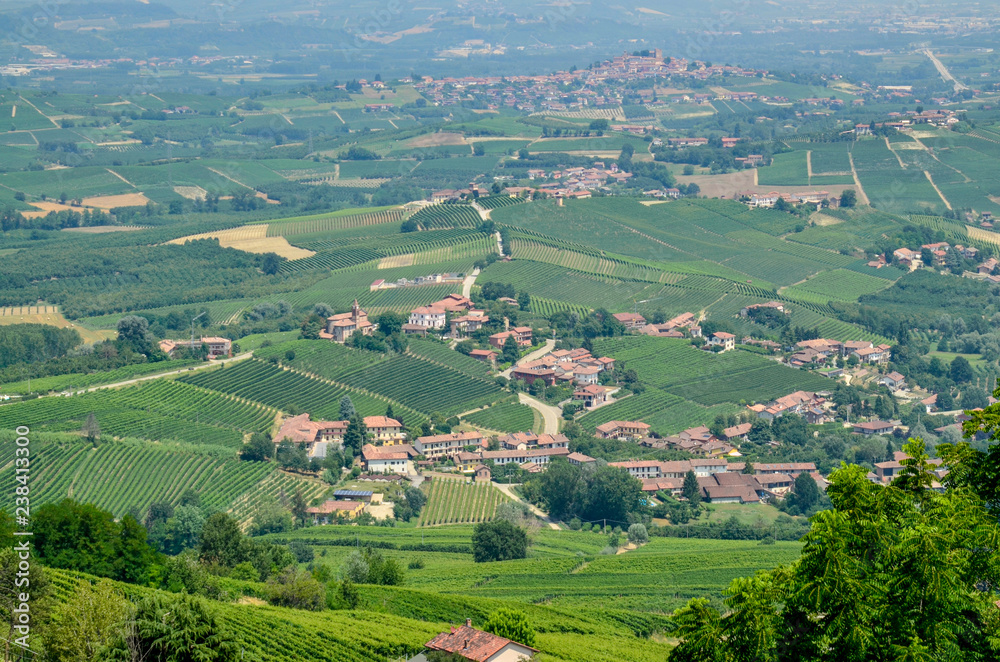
[495,482,560,530]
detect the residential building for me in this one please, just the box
[408,305,447,329]
[510,367,557,386]
[450,311,489,337]
[275,413,348,446]
[306,499,364,524]
[363,416,406,442]
[853,420,895,435]
[612,312,647,330]
[469,349,499,365]
[479,447,570,466]
[879,371,907,391]
[361,443,415,475]
[424,618,537,661]
[489,327,532,348]
[158,336,232,359]
[573,384,612,408]
[323,300,375,343]
[595,420,651,440]
[609,460,662,479]
[706,332,735,352]
[573,365,601,385]
[567,452,597,466]
[414,431,484,459]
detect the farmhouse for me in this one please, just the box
[706,332,735,352]
[612,312,647,330]
[450,311,489,337]
[158,336,232,359]
[595,420,651,440]
[489,327,533,348]
[361,444,415,475]
[275,413,348,445]
[424,618,537,662]
[408,305,447,329]
[325,300,375,342]
[479,447,570,466]
[414,430,484,459]
[468,349,499,365]
[510,367,557,386]
[363,416,406,442]
[853,420,895,436]
[500,432,570,450]
[306,499,365,524]
[567,452,597,466]
[879,371,907,392]
[573,384,612,408]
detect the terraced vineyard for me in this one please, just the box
[406,338,493,377]
[0,433,326,523]
[475,195,527,210]
[462,402,537,432]
[181,359,427,426]
[418,478,509,526]
[409,204,483,229]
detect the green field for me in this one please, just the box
[782,268,896,304]
[462,402,538,432]
[418,478,510,526]
[758,151,810,186]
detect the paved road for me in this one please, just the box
[922,48,967,92]
[518,392,562,434]
[501,339,556,378]
[495,482,560,530]
[461,267,481,298]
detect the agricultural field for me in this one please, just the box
[0,431,325,524]
[462,402,538,432]
[418,478,510,526]
[850,139,947,214]
[0,358,201,395]
[757,151,810,186]
[781,268,897,304]
[409,204,483,229]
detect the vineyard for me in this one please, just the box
[265,206,406,237]
[418,478,509,526]
[409,204,483,229]
[475,195,526,211]
[0,380,277,448]
[0,432,326,523]
[180,359,428,426]
[462,402,537,432]
[782,268,895,304]
[405,338,493,378]
[0,358,200,395]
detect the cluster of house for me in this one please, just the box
[891,241,979,271]
[632,311,703,338]
[609,457,824,504]
[747,390,833,425]
[275,412,407,459]
[853,108,959,135]
[787,338,893,368]
[369,273,464,291]
[525,163,634,199]
[638,424,745,457]
[739,190,834,209]
[869,451,947,488]
[305,489,376,524]
[509,346,616,390]
[158,336,232,359]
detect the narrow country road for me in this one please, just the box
[494,482,560,530]
[501,338,556,378]
[461,267,481,298]
[518,392,561,434]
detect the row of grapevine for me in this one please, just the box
[475,195,527,210]
[409,204,483,229]
[418,478,509,526]
[461,402,537,432]
[267,208,406,237]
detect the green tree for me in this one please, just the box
[339,396,356,420]
[537,459,581,520]
[682,470,702,507]
[116,315,150,352]
[343,415,367,455]
[669,438,1000,662]
[483,608,536,647]
[472,142,485,156]
[376,311,405,336]
[45,579,129,662]
[627,523,648,544]
[579,465,643,524]
[950,355,974,383]
[516,291,531,311]
[266,566,325,611]
[198,512,248,568]
[472,519,529,563]
[103,593,240,662]
[261,252,282,275]
[240,431,274,462]
[82,412,101,442]
[786,471,820,513]
[839,189,857,208]
[502,334,520,364]
[300,313,325,339]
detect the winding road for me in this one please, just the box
[518,392,562,434]
[495,482,560,530]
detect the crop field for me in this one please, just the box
[807,143,852,174]
[577,387,735,435]
[418,478,510,526]
[254,340,388,380]
[335,354,507,415]
[508,236,676,283]
[0,379,277,448]
[851,140,946,213]
[409,204,483,229]
[264,206,405,237]
[475,194,526,210]
[0,358,200,395]
[0,433,326,523]
[758,151,809,186]
[782,268,896,303]
[169,224,316,260]
[462,402,538,432]
[592,336,830,406]
[181,359,427,426]
[406,338,493,378]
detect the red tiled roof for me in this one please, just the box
[426,624,536,661]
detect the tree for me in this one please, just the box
[627,523,648,545]
[472,519,529,562]
[839,189,857,208]
[267,566,325,611]
[116,315,150,352]
[300,313,325,339]
[198,512,248,568]
[537,460,582,520]
[82,412,101,442]
[950,355,974,383]
[787,471,820,513]
[682,470,701,507]
[579,465,643,524]
[472,142,485,156]
[339,396,356,420]
[669,438,1000,662]
[0,546,49,661]
[376,311,404,336]
[46,579,129,662]
[102,593,240,662]
[962,386,988,410]
[343,415,367,455]
[291,489,309,527]
[483,608,536,647]
[240,431,274,462]
[502,334,520,364]
[261,252,282,275]
[517,291,531,311]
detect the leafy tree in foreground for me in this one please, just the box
[472,519,528,563]
[102,593,240,662]
[669,438,1000,662]
[45,579,128,662]
[483,608,536,647]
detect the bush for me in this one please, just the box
[627,523,648,545]
[568,517,582,531]
[266,567,325,611]
[408,558,425,570]
[472,519,529,563]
